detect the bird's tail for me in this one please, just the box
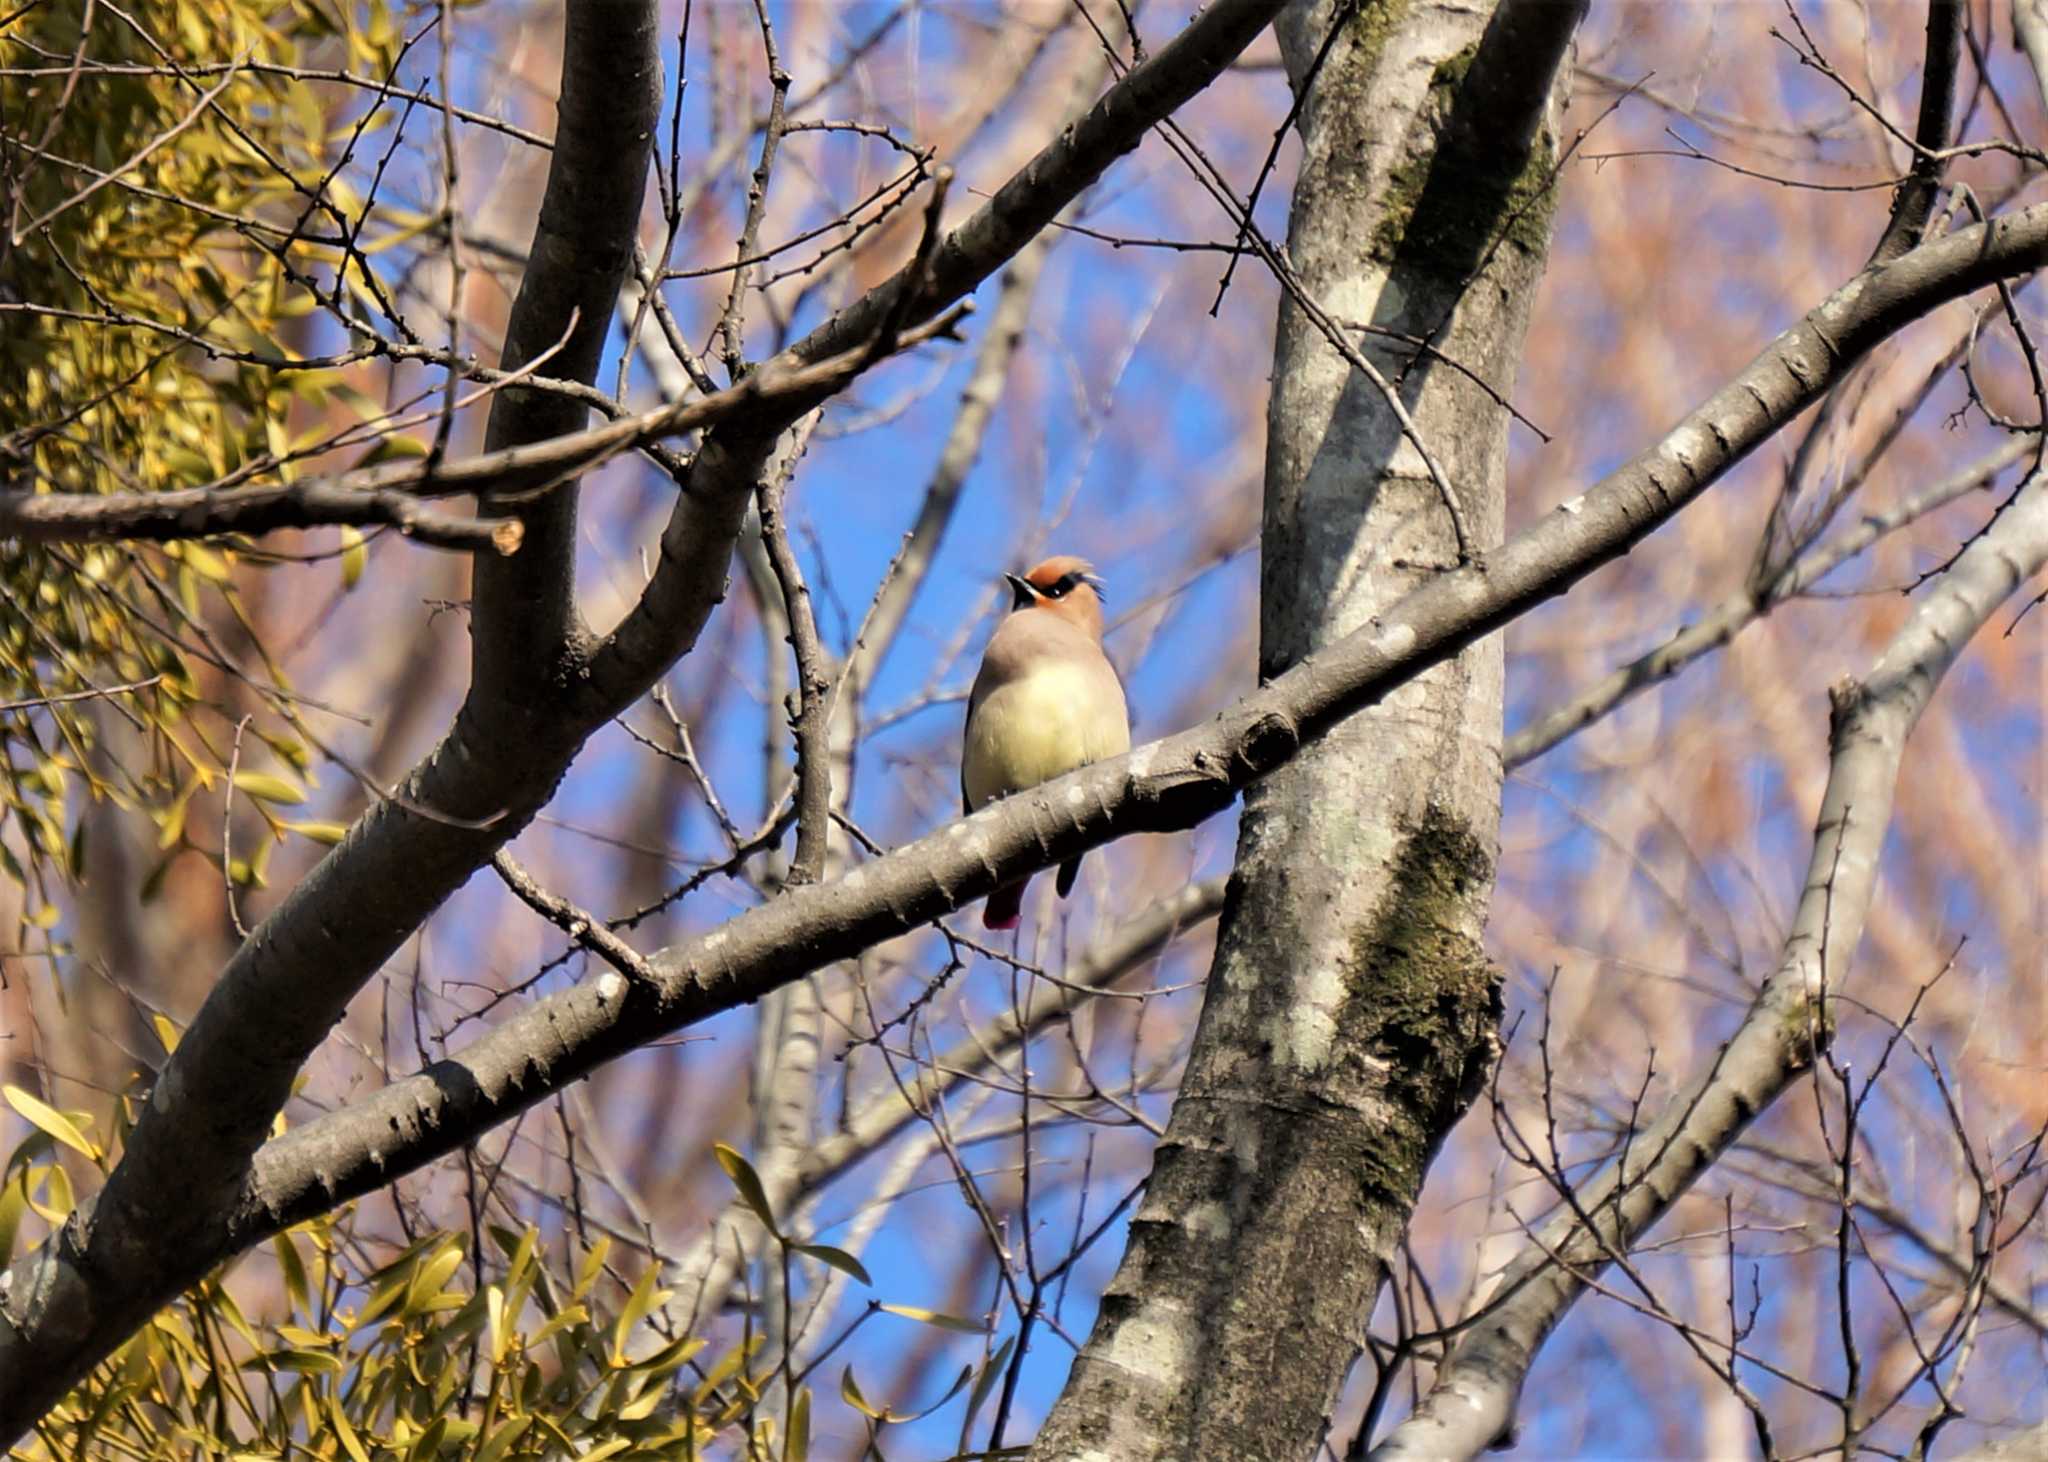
[1055,855,1083,899]
[983,877,1029,931]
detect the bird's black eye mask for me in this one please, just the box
[1010,570,1105,609]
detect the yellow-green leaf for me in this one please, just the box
[878,1303,987,1334]
[273,1233,312,1317]
[529,1303,587,1347]
[617,1383,664,1422]
[403,1243,464,1316]
[622,1332,705,1378]
[571,1236,611,1302]
[353,433,428,466]
[150,1013,181,1055]
[713,1142,779,1236]
[787,1385,810,1462]
[232,771,306,806]
[475,1415,533,1462]
[610,1262,670,1368]
[840,1366,881,1420]
[181,542,234,583]
[0,1170,28,1264]
[964,1334,1016,1433]
[405,1416,447,1462]
[339,526,367,589]
[287,820,350,846]
[3,1085,99,1160]
[693,1338,760,1408]
[257,1347,343,1374]
[793,1243,871,1286]
[486,1283,508,1366]
[29,1161,73,1222]
[329,1397,370,1462]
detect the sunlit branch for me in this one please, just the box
[1371,467,2048,1457]
[224,204,2048,1278]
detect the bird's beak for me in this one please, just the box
[1003,572,1035,610]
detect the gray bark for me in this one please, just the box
[1030,2,1580,1456]
[467,0,661,705]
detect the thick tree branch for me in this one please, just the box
[1868,0,1961,268]
[466,0,660,705]
[0,0,1297,1433]
[0,478,520,552]
[189,203,2048,1294]
[1369,469,2048,1459]
[0,308,969,555]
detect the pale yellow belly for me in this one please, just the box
[963,664,1129,810]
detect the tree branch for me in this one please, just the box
[1505,432,2032,769]
[192,201,2048,1307]
[756,468,832,885]
[0,0,1298,1433]
[0,478,520,553]
[1867,0,1961,268]
[465,0,660,706]
[0,309,971,555]
[1369,466,2048,1459]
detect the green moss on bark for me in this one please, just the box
[1337,803,1503,1210]
[1371,44,1561,275]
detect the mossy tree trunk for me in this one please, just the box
[1030,2,1582,1456]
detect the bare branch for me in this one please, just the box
[0,478,520,553]
[1867,0,1962,268]
[1507,433,2033,769]
[196,203,2048,1310]
[756,464,831,885]
[1371,468,2048,1459]
[0,0,1299,1431]
[464,0,661,706]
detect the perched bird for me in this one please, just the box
[962,555,1130,930]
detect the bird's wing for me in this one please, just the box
[962,651,994,815]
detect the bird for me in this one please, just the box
[961,555,1131,930]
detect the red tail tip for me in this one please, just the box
[982,880,1027,931]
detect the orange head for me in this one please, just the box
[1005,555,1106,641]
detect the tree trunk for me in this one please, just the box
[1030,1,1581,1456]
